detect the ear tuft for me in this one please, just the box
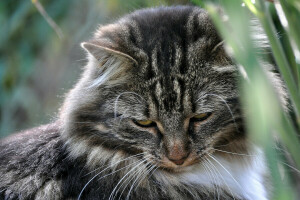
[81,42,138,65]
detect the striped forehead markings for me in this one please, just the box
[148,43,185,76]
[150,76,187,113]
[151,46,159,76]
[128,9,205,114]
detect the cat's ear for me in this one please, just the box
[81,42,138,65]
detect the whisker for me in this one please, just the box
[282,161,300,175]
[97,159,146,200]
[72,122,96,124]
[108,158,148,200]
[212,148,256,157]
[78,154,146,200]
[118,162,151,200]
[145,164,159,183]
[83,153,145,177]
[208,154,242,190]
[124,163,155,200]
[206,157,235,200]
[116,109,130,132]
[122,168,145,200]
[108,156,151,200]
[78,169,105,200]
[114,92,147,120]
[213,143,232,148]
[197,94,239,133]
[99,155,151,184]
[75,58,88,62]
[203,158,219,200]
[182,183,198,199]
[132,164,157,192]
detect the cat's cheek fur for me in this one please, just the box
[64,137,118,169]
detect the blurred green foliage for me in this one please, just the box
[0,0,190,138]
[203,0,300,199]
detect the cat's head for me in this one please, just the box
[60,6,284,171]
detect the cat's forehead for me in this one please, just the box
[91,6,235,114]
[94,6,223,66]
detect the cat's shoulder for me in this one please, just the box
[0,121,66,169]
[0,122,62,157]
[0,122,68,197]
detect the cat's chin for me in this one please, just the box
[158,162,203,174]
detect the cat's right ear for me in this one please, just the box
[81,42,138,65]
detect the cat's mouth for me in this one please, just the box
[155,151,203,172]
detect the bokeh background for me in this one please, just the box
[0,0,190,138]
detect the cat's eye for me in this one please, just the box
[133,119,156,127]
[191,112,212,122]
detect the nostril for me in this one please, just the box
[168,152,189,165]
[169,157,186,165]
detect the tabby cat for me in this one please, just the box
[0,5,286,200]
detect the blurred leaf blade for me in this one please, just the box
[203,0,300,199]
[245,0,300,123]
[275,0,300,90]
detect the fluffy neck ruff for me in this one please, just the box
[156,148,268,200]
[63,135,267,200]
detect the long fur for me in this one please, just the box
[0,5,287,200]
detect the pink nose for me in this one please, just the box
[167,142,189,165]
[168,156,188,165]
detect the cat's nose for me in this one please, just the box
[167,141,190,165]
[168,156,188,165]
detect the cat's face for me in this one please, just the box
[104,64,241,171]
[63,6,246,171]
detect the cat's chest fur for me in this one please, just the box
[169,153,268,200]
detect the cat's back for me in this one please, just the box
[0,123,67,199]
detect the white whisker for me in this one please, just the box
[206,157,236,200]
[197,93,239,132]
[118,162,151,200]
[203,158,219,200]
[133,164,157,191]
[84,153,145,177]
[212,148,256,157]
[282,162,300,174]
[78,153,146,200]
[108,158,147,200]
[208,154,242,190]
[114,92,146,120]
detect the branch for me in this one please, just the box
[31,0,64,39]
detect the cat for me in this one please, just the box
[0,5,286,200]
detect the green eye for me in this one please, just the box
[133,119,155,127]
[191,112,212,122]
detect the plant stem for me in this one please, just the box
[255,0,300,122]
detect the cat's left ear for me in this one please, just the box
[81,41,138,65]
